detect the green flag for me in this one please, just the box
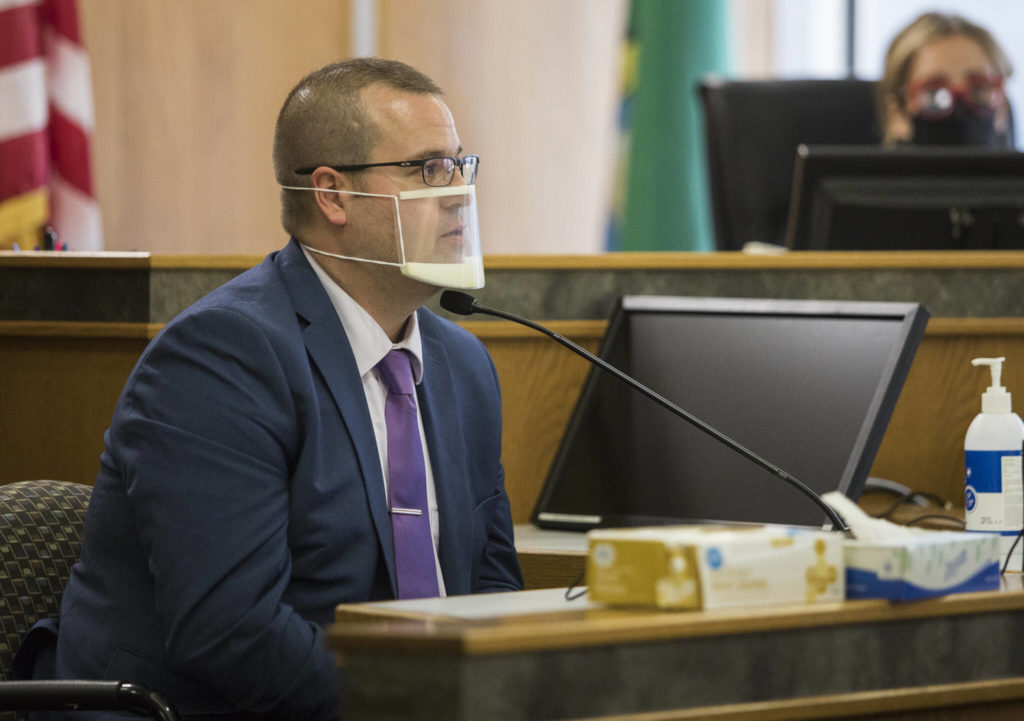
[616,0,729,252]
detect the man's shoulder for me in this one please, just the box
[142,247,310,363]
[169,244,305,326]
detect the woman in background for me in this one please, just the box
[878,12,1014,147]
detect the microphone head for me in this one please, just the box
[440,290,477,316]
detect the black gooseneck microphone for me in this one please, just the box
[440,290,849,533]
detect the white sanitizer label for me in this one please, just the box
[965,449,1024,568]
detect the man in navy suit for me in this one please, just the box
[48,58,523,719]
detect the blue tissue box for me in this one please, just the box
[844,531,1000,601]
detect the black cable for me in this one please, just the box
[870,490,952,520]
[1001,529,1024,575]
[869,490,919,520]
[564,571,587,601]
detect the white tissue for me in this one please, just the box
[824,491,1002,600]
[822,491,928,542]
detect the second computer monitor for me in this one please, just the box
[784,145,1024,251]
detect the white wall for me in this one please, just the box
[379,0,628,256]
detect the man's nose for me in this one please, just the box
[451,164,469,187]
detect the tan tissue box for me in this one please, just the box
[586,524,844,610]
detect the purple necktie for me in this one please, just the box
[377,349,440,599]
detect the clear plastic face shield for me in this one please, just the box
[282,172,484,290]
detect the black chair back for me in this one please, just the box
[698,78,880,251]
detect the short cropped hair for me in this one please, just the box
[273,58,443,237]
[878,12,1013,144]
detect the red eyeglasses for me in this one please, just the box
[904,74,1004,119]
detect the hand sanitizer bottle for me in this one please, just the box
[965,357,1024,569]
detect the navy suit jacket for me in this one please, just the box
[52,239,523,719]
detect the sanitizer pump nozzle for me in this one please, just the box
[972,357,1011,414]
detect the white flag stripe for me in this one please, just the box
[45,28,95,132]
[0,60,48,141]
[51,173,103,251]
[0,0,40,12]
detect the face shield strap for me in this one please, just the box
[280,184,407,264]
[280,183,484,289]
[301,245,403,267]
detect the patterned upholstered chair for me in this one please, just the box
[0,480,179,721]
[0,480,92,683]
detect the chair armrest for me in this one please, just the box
[0,680,180,721]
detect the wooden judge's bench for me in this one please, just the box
[4,250,1024,522]
[329,579,1024,721]
[4,250,1024,719]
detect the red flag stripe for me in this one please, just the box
[0,129,48,200]
[38,0,78,45]
[47,106,91,196]
[0,4,42,67]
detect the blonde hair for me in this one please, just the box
[878,12,1012,144]
[272,58,443,237]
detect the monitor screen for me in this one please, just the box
[531,296,929,531]
[784,145,1024,250]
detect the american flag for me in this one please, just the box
[0,0,101,251]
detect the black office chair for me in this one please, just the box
[0,480,180,721]
[697,77,881,251]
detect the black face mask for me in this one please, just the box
[911,100,997,146]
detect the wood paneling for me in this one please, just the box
[0,327,150,484]
[479,321,604,522]
[79,1,350,255]
[873,319,1024,507]
[3,316,1023,524]
[488,318,1024,523]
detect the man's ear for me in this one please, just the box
[311,168,349,226]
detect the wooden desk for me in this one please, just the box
[329,577,1024,721]
[514,524,587,590]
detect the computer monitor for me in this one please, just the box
[784,145,1024,250]
[531,295,929,531]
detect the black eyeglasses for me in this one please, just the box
[294,155,479,187]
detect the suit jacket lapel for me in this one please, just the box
[417,320,473,595]
[275,240,396,592]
